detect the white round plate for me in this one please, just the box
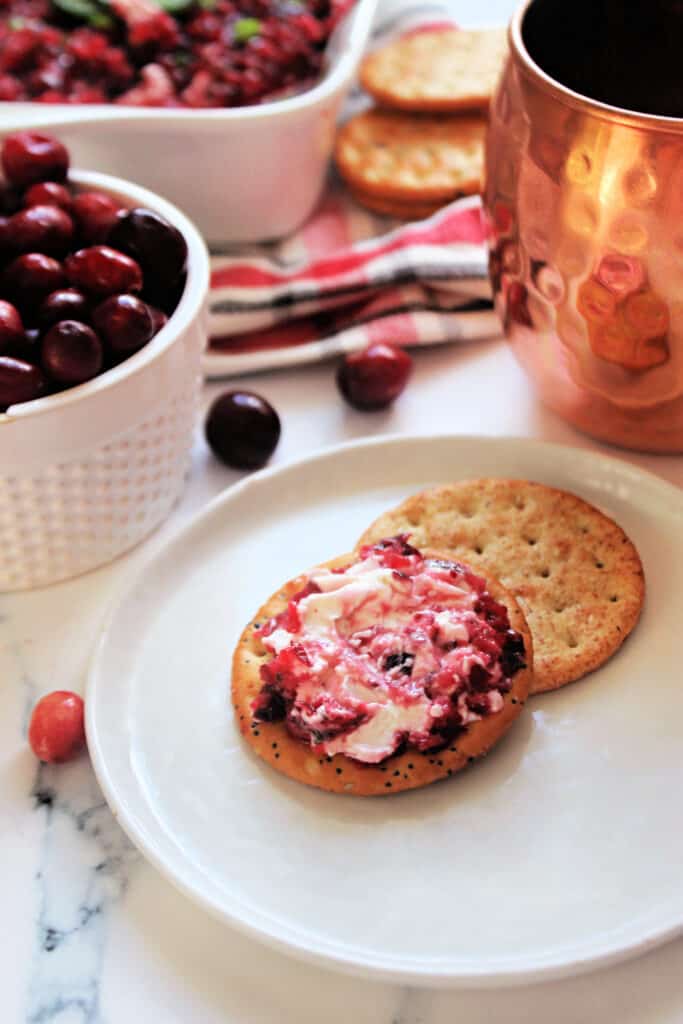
[87,435,683,986]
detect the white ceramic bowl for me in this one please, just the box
[0,170,210,592]
[2,0,378,245]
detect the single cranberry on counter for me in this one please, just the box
[3,253,66,309]
[92,293,154,356]
[72,192,124,245]
[0,300,25,354]
[336,342,413,411]
[39,288,90,328]
[24,181,73,212]
[108,207,187,285]
[0,355,47,407]
[205,390,281,470]
[65,246,143,297]
[41,320,103,385]
[1,132,69,188]
[28,691,86,764]
[9,204,74,257]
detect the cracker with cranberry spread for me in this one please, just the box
[334,110,486,203]
[232,537,532,797]
[359,27,508,114]
[358,481,645,694]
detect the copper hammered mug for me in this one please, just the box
[485,0,683,451]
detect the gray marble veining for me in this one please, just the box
[26,763,138,1024]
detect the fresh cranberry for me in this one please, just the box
[39,289,90,328]
[0,185,23,216]
[205,390,281,470]
[92,294,154,356]
[1,132,69,188]
[41,320,103,385]
[0,355,47,407]
[3,253,66,309]
[28,691,86,763]
[24,181,73,212]
[108,207,187,285]
[72,192,124,245]
[0,301,25,354]
[8,326,41,364]
[336,343,413,411]
[148,305,168,335]
[9,205,74,257]
[65,246,143,297]
[0,216,11,259]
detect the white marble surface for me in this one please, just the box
[3,338,683,1023]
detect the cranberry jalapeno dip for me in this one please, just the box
[252,536,528,765]
[0,0,355,107]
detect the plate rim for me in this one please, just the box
[85,432,683,987]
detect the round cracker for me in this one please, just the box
[232,550,533,797]
[334,109,486,202]
[357,481,645,694]
[348,186,444,220]
[360,28,508,114]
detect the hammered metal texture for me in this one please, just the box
[485,42,683,451]
[0,380,198,591]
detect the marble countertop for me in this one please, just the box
[3,337,683,1023]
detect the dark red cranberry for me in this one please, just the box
[205,390,281,470]
[8,326,41,363]
[108,207,187,285]
[143,272,186,316]
[1,132,69,188]
[72,192,124,245]
[65,246,143,297]
[0,300,25,354]
[0,184,23,216]
[3,253,66,308]
[9,205,74,257]
[24,181,73,212]
[39,289,90,328]
[336,343,412,411]
[148,305,168,335]
[0,355,47,407]
[501,630,527,677]
[92,294,154,356]
[41,320,103,385]
[0,216,11,257]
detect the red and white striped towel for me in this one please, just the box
[204,4,497,379]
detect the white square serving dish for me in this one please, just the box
[1,0,378,245]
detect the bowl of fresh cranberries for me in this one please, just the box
[0,131,210,592]
[2,0,377,244]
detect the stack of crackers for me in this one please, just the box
[335,27,509,219]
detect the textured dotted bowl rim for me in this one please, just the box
[0,168,210,425]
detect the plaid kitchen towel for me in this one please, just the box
[204,3,497,379]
